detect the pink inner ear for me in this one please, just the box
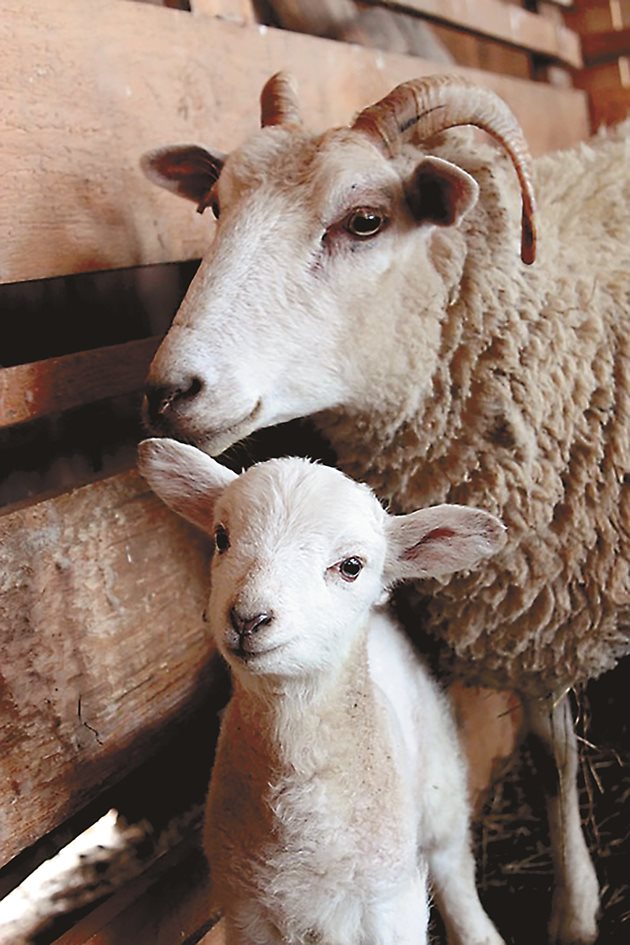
[403,527,457,559]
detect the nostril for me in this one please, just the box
[230,608,274,637]
[145,376,204,427]
[185,376,204,400]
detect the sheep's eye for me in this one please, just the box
[211,198,221,220]
[338,557,363,582]
[214,524,230,554]
[345,208,385,239]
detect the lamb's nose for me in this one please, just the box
[144,376,204,428]
[230,608,274,638]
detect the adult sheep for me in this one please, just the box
[141,73,629,945]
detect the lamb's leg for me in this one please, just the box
[428,837,505,945]
[365,870,430,945]
[524,692,599,945]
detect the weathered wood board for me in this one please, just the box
[0,339,159,429]
[0,0,589,285]
[48,842,220,945]
[368,0,583,66]
[0,471,215,868]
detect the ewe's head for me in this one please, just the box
[138,438,505,685]
[141,73,536,456]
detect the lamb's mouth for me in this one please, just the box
[200,399,264,455]
[229,641,286,664]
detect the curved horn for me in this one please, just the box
[260,72,302,128]
[352,75,537,264]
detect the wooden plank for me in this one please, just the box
[48,840,220,945]
[575,56,630,93]
[366,0,583,66]
[534,2,573,88]
[590,84,630,125]
[0,338,159,429]
[582,26,630,62]
[191,0,256,23]
[0,0,589,285]
[0,470,216,868]
[565,0,630,35]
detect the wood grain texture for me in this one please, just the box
[191,0,256,22]
[0,470,215,868]
[0,0,589,285]
[590,85,630,125]
[0,338,159,429]
[48,842,219,945]
[366,0,583,66]
[582,26,630,63]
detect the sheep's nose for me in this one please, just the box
[230,608,274,638]
[144,376,204,428]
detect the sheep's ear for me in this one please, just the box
[140,145,225,209]
[385,504,505,582]
[405,156,479,227]
[137,437,237,533]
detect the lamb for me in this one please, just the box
[137,437,507,945]
[139,73,629,943]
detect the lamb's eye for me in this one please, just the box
[338,557,363,582]
[211,198,221,220]
[345,208,385,239]
[214,524,230,554]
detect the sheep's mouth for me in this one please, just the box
[199,399,264,455]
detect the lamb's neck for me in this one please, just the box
[229,631,378,773]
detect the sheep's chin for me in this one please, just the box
[195,399,265,456]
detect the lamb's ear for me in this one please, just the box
[405,156,479,228]
[137,438,237,533]
[140,145,225,210]
[385,504,506,583]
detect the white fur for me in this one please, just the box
[138,440,506,945]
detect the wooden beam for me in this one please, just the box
[582,26,630,63]
[48,840,220,945]
[590,85,630,125]
[0,0,589,285]
[0,470,216,868]
[0,338,159,429]
[564,0,630,35]
[366,0,583,67]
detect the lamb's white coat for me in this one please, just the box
[137,439,506,945]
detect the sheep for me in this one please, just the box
[139,73,629,943]
[137,437,508,945]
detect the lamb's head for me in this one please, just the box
[138,437,506,684]
[141,73,536,455]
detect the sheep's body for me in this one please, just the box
[319,123,630,695]
[138,441,507,945]
[140,77,629,943]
